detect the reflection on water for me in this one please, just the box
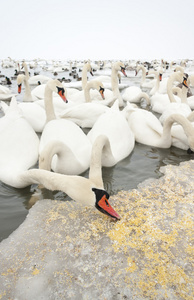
[0,64,193,241]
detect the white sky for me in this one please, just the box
[0,0,193,62]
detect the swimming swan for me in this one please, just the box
[20,135,121,220]
[39,79,92,175]
[87,100,135,166]
[127,108,194,150]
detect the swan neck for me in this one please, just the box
[84,84,91,102]
[82,64,89,89]
[23,77,33,101]
[44,84,56,122]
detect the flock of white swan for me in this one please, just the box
[0,57,194,220]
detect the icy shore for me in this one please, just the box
[0,160,193,300]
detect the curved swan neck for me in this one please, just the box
[137,65,146,83]
[89,135,113,187]
[22,62,30,80]
[131,92,150,105]
[39,140,64,171]
[84,80,103,102]
[23,76,33,102]
[163,114,194,150]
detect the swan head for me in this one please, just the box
[92,188,121,220]
[113,61,127,77]
[182,73,189,88]
[99,86,105,99]
[158,68,163,81]
[17,74,25,93]
[47,79,68,103]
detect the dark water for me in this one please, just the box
[0,61,193,241]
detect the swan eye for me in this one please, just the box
[57,87,65,96]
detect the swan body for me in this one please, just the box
[126,107,166,147]
[122,86,150,105]
[20,135,121,220]
[0,84,16,100]
[159,102,191,125]
[28,74,51,85]
[87,100,135,166]
[0,97,39,188]
[59,102,110,128]
[122,86,142,102]
[17,102,46,132]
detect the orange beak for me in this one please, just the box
[121,67,127,77]
[97,195,121,220]
[159,73,162,81]
[57,87,68,103]
[183,78,188,88]
[18,84,22,93]
[99,87,105,99]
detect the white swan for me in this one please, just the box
[159,74,191,124]
[150,71,185,114]
[87,100,135,166]
[20,135,121,220]
[127,108,194,151]
[14,78,68,132]
[122,85,150,105]
[39,79,92,175]
[17,74,38,102]
[0,97,39,188]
